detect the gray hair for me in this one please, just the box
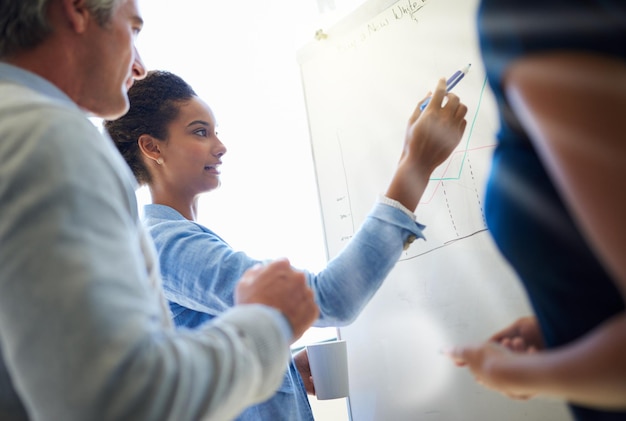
[0,0,121,58]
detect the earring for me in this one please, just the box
[156,157,164,165]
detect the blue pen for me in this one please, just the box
[420,63,471,110]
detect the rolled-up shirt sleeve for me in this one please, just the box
[146,199,426,329]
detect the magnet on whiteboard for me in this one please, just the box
[315,29,328,40]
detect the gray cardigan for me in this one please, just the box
[0,62,290,421]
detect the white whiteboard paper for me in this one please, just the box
[298,0,572,419]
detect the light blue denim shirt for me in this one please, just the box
[144,202,426,421]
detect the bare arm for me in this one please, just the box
[450,52,626,409]
[505,52,626,291]
[503,52,626,407]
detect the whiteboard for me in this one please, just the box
[297,0,572,420]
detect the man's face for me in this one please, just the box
[80,0,145,119]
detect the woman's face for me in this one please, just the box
[158,96,226,197]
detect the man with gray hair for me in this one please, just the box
[0,1,318,420]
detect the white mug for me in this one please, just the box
[306,340,349,400]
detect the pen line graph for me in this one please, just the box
[323,74,495,259]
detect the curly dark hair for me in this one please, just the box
[104,70,197,185]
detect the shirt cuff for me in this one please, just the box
[375,196,423,250]
[377,195,416,221]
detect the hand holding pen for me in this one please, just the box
[420,64,471,110]
[385,77,468,213]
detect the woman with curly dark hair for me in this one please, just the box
[105,69,468,420]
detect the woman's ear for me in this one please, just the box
[138,134,162,164]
